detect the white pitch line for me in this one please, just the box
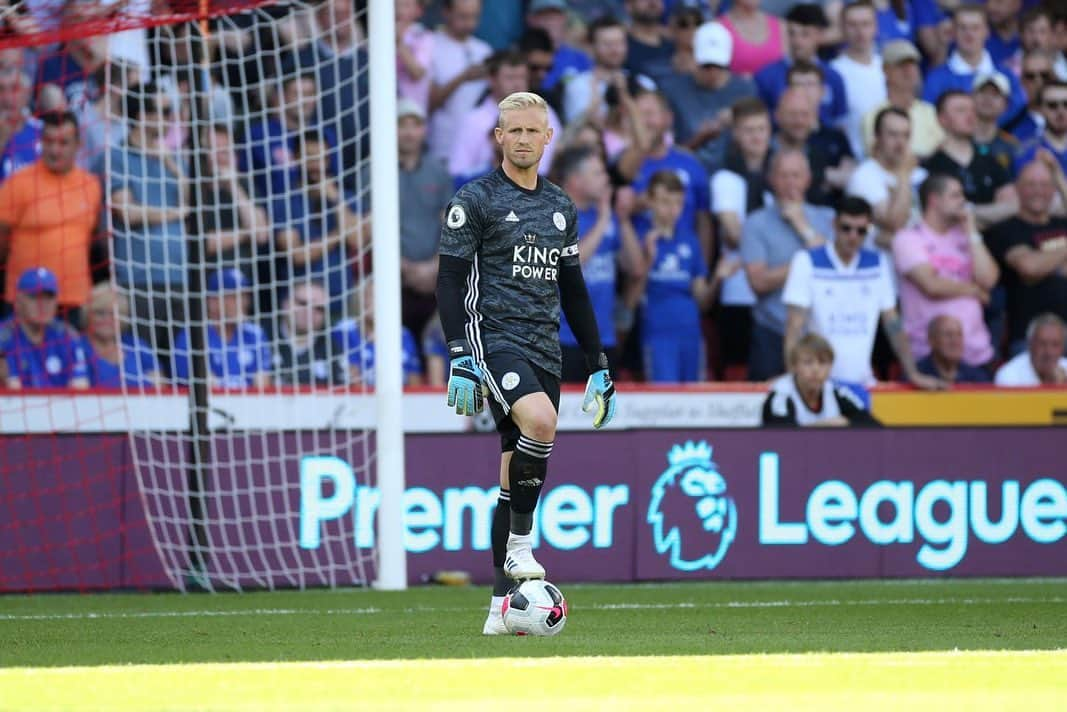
[0,596,1063,622]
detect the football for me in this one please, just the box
[501,580,568,636]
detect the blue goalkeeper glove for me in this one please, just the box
[446,340,484,416]
[581,353,616,429]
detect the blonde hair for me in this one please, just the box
[789,332,835,366]
[82,282,130,330]
[497,91,548,128]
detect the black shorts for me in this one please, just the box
[481,349,561,452]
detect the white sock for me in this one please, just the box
[489,595,505,614]
[508,532,531,547]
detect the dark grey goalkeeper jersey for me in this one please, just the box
[438,168,580,377]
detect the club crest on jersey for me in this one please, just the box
[552,211,566,231]
[447,204,466,229]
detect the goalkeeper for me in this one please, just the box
[435,91,616,636]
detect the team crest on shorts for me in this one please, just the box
[447,204,466,229]
[552,211,566,231]
[501,372,521,390]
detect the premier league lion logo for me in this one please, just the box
[646,441,737,571]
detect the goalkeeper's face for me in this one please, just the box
[495,107,551,171]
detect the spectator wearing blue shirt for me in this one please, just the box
[0,58,40,183]
[754,4,848,128]
[639,171,724,383]
[273,129,366,317]
[922,6,1026,126]
[240,73,339,203]
[1014,81,1067,176]
[332,278,423,387]
[1006,49,1056,145]
[172,269,273,389]
[985,0,1022,66]
[0,267,89,390]
[623,90,715,264]
[108,85,188,373]
[81,283,161,389]
[525,0,593,91]
[556,146,645,382]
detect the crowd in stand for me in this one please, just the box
[0,0,1065,398]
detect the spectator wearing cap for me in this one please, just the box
[921,5,1026,126]
[397,98,451,341]
[916,315,991,384]
[847,107,927,253]
[861,39,943,160]
[658,22,756,160]
[563,16,656,126]
[718,0,786,78]
[0,110,101,319]
[449,51,562,180]
[985,0,1021,66]
[273,129,366,318]
[0,267,89,390]
[1006,49,1057,145]
[830,2,887,158]
[396,0,434,113]
[81,282,161,389]
[754,4,847,128]
[624,0,676,86]
[994,313,1067,386]
[108,85,189,368]
[1014,80,1067,177]
[924,90,1017,230]
[774,85,855,209]
[741,149,835,381]
[973,71,1021,175]
[172,268,273,389]
[524,0,592,92]
[427,0,492,161]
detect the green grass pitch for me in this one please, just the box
[1,578,1064,710]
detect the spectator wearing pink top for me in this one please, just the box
[893,174,1000,367]
[718,0,786,77]
[448,50,563,179]
[396,0,434,112]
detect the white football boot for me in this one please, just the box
[482,598,509,635]
[503,532,545,581]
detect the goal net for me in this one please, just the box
[0,1,394,592]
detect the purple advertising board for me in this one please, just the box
[2,429,1065,591]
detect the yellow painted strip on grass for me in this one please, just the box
[2,651,1066,712]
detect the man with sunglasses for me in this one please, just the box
[783,196,940,389]
[1006,49,1058,145]
[1015,80,1067,176]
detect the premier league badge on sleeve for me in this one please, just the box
[447,204,467,229]
[552,211,566,231]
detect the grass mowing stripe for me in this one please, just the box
[2,595,1063,622]
[2,651,1065,711]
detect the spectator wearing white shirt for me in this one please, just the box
[830,1,887,158]
[563,16,643,126]
[783,196,941,389]
[847,106,927,252]
[426,0,492,160]
[994,313,1067,386]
